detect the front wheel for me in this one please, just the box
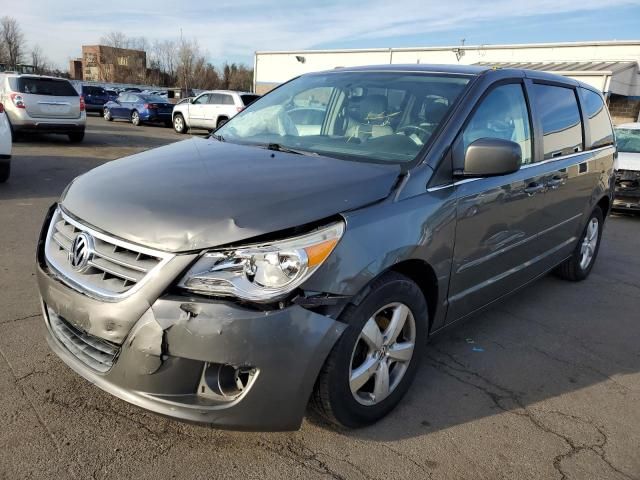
[104,108,112,121]
[131,110,141,126]
[555,206,603,281]
[0,158,10,183]
[173,114,186,134]
[311,271,428,428]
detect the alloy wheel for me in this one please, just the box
[349,302,416,406]
[579,217,599,270]
[174,116,184,133]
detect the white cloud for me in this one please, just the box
[10,0,640,69]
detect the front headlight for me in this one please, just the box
[178,221,344,302]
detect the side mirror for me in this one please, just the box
[458,138,522,177]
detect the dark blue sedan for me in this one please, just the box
[82,85,110,114]
[103,93,173,126]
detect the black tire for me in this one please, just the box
[0,159,10,183]
[104,108,113,121]
[216,117,228,129]
[555,206,603,281]
[311,271,428,428]
[131,110,141,126]
[68,131,84,143]
[173,113,186,134]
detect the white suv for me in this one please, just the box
[172,90,259,134]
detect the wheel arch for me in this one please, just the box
[349,259,439,332]
[596,194,610,219]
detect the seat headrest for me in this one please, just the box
[359,94,387,122]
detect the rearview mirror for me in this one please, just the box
[458,138,522,177]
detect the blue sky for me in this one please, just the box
[12,0,640,69]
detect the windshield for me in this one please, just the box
[215,71,471,164]
[616,128,640,153]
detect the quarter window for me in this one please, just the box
[463,83,533,165]
[533,84,583,159]
[580,88,614,149]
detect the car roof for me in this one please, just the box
[319,64,488,75]
[615,122,640,130]
[311,63,599,90]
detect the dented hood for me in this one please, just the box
[61,137,400,252]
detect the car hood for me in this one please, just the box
[617,151,640,171]
[61,137,401,252]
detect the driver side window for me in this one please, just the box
[193,94,210,105]
[463,83,533,165]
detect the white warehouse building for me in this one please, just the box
[253,40,640,124]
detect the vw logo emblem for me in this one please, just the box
[68,232,94,272]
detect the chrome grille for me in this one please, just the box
[47,306,119,372]
[44,208,174,300]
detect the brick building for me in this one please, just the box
[79,45,147,83]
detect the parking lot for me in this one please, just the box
[1,114,639,480]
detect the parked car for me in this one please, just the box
[0,101,11,182]
[36,65,615,431]
[123,87,142,93]
[0,73,86,142]
[172,90,260,133]
[613,123,640,211]
[103,93,173,126]
[175,97,193,105]
[81,85,110,114]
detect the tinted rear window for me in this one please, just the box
[580,88,614,149]
[532,84,583,159]
[11,77,78,97]
[240,94,260,106]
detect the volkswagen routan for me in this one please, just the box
[37,64,615,430]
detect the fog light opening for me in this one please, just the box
[199,362,257,400]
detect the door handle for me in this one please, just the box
[547,176,565,189]
[524,182,545,196]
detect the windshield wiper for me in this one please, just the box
[210,133,225,142]
[265,143,318,156]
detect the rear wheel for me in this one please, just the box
[68,131,84,143]
[104,108,112,121]
[311,272,428,428]
[0,159,10,183]
[131,110,141,126]
[216,117,228,129]
[555,206,603,281]
[173,114,186,133]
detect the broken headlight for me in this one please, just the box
[178,221,344,302]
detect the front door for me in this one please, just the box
[447,82,549,320]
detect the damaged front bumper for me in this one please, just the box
[613,169,640,211]
[37,263,346,431]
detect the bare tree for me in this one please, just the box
[30,44,49,74]
[1,16,25,68]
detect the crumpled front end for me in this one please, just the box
[37,206,346,431]
[613,169,640,211]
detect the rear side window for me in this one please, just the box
[11,77,78,97]
[240,94,260,106]
[463,83,533,165]
[580,89,614,149]
[532,84,583,159]
[220,94,234,105]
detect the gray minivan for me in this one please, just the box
[36,65,615,430]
